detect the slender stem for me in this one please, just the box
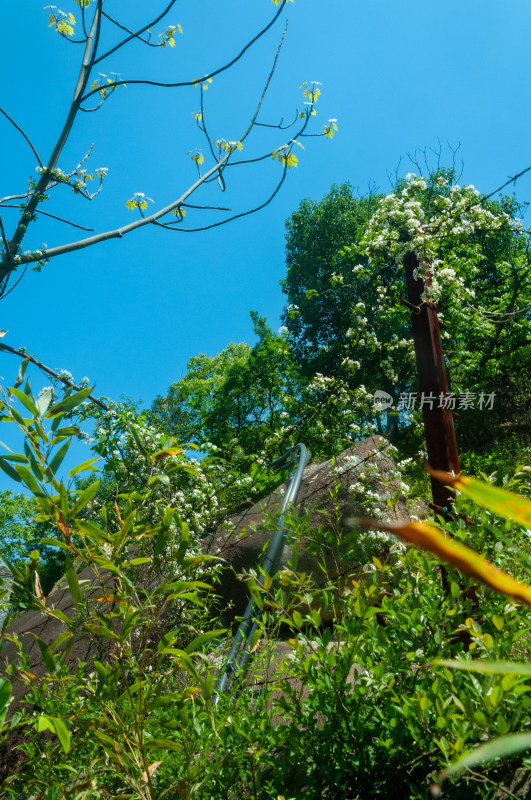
[0,106,44,167]
[82,1,288,102]
[95,1,180,64]
[0,205,94,232]
[9,154,231,266]
[0,4,102,279]
[0,342,109,411]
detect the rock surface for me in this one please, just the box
[202,435,416,621]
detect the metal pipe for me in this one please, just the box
[213,443,310,702]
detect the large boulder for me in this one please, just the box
[202,436,419,622]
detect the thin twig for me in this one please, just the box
[0,206,94,232]
[95,1,180,64]
[465,768,522,800]
[486,165,531,199]
[150,164,288,233]
[0,106,44,168]
[0,215,13,264]
[0,267,27,300]
[101,9,159,47]
[182,203,230,211]
[0,342,110,412]
[254,110,300,130]
[82,1,289,101]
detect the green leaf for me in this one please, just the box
[14,358,29,389]
[37,387,54,416]
[292,610,303,628]
[14,464,44,496]
[32,636,57,673]
[50,717,71,754]
[9,387,39,417]
[64,557,82,604]
[68,457,100,479]
[50,425,81,444]
[0,678,11,725]
[127,422,150,459]
[185,629,226,654]
[0,457,22,483]
[70,480,100,516]
[433,659,531,677]
[24,441,44,480]
[45,387,93,418]
[430,470,531,529]
[47,440,71,477]
[439,733,531,782]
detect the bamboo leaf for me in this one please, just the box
[429,468,531,529]
[68,457,100,478]
[14,464,45,496]
[185,629,226,654]
[31,636,57,673]
[439,733,531,781]
[0,457,22,483]
[358,517,531,606]
[433,659,531,677]
[70,480,100,516]
[9,387,39,417]
[14,358,29,389]
[0,678,11,725]
[37,387,54,417]
[45,387,93,418]
[64,557,82,604]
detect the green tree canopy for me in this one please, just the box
[280,171,531,453]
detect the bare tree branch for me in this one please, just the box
[150,162,289,233]
[6,21,292,268]
[0,342,110,412]
[0,4,103,279]
[82,1,289,102]
[0,205,94,232]
[486,165,531,199]
[8,154,232,267]
[0,106,44,168]
[95,1,180,64]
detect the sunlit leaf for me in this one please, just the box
[429,468,531,529]
[358,517,531,606]
[438,733,531,782]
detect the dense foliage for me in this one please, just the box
[2,168,531,798]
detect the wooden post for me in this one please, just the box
[402,252,461,513]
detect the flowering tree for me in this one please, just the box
[0,0,336,297]
[281,170,531,453]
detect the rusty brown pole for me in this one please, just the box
[402,251,461,514]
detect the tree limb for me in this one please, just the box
[0,4,103,278]
[95,1,181,64]
[0,342,110,412]
[7,154,232,266]
[82,1,289,102]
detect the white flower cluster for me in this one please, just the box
[363,174,517,304]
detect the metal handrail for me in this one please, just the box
[213,443,311,702]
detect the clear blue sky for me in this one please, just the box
[1,0,530,415]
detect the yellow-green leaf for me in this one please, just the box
[430,468,531,529]
[359,517,531,606]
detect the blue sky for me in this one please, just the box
[1,0,530,421]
